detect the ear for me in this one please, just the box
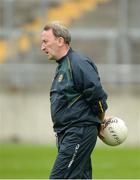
[57,37,64,47]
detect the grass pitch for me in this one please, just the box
[0,143,140,179]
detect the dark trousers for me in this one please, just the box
[49,126,98,179]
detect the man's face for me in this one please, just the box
[41,29,59,60]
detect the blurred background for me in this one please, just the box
[0,0,140,146]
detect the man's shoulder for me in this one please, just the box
[69,48,97,70]
[69,48,86,59]
[68,48,93,65]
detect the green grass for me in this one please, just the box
[93,146,140,179]
[0,143,140,179]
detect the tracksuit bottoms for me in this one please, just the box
[49,125,98,179]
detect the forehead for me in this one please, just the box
[41,29,55,40]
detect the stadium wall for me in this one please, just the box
[0,64,139,146]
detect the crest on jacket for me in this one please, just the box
[58,74,64,82]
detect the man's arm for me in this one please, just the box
[71,56,108,117]
[98,111,105,122]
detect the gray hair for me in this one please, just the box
[43,21,71,45]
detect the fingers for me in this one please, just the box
[104,116,113,122]
[98,123,105,140]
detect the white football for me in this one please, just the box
[101,117,128,146]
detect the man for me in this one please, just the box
[41,21,108,179]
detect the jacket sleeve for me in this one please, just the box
[71,57,108,115]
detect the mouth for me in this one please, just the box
[46,51,51,59]
[46,51,49,55]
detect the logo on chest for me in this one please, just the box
[58,74,64,82]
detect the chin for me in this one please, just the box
[48,57,54,60]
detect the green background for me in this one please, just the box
[0,144,139,179]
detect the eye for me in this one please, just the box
[42,40,48,44]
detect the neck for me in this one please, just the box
[56,45,70,61]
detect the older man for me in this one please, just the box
[41,21,108,179]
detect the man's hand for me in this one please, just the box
[98,123,105,140]
[98,116,113,140]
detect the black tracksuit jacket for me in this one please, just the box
[50,48,108,133]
